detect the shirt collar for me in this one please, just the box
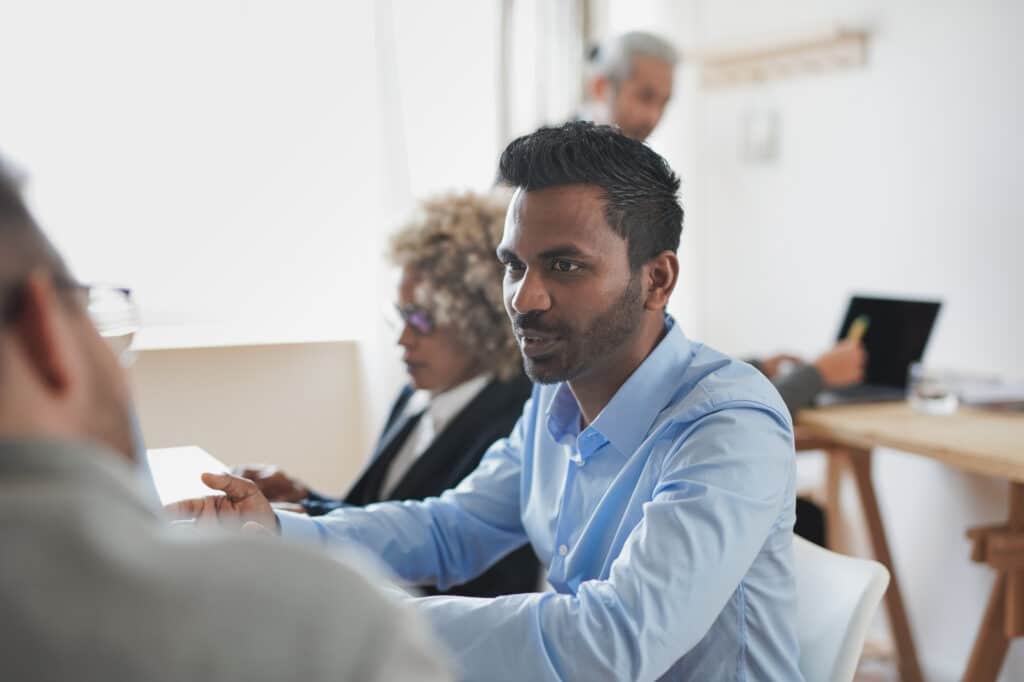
[546,382,582,445]
[546,315,694,460]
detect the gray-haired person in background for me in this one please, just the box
[579,30,679,142]
[0,160,451,682]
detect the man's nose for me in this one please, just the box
[509,269,551,315]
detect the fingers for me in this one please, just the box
[835,338,857,352]
[164,496,236,530]
[225,465,305,500]
[166,473,275,532]
[834,339,867,365]
[201,472,260,501]
[847,340,868,362]
[195,495,227,530]
[165,496,210,520]
[846,340,868,370]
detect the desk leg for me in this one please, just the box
[1006,483,1024,638]
[824,450,847,552]
[963,482,1024,682]
[963,574,1009,682]
[845,448,926,682]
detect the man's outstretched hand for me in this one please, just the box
[165,472,278,534]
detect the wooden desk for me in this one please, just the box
[797,402,1024,682]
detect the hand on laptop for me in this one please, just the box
[233,464,310,503]
[165,472,278,534]
[814,339,867,387]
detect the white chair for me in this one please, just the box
[793,535,890,682]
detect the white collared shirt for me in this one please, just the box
[380,374,491,497]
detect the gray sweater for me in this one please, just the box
[749,362,826,419]
[0,438,451,682]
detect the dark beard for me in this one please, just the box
[520,273,644,384]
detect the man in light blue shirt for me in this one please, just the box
[171,122,803,680]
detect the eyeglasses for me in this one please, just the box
[85,284,139,337]
[388,303,435,336]
[86,284,140,365]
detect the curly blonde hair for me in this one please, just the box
[388,190,521,381]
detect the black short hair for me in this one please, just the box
[497,121,683,269]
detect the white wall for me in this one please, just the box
[606,1,1023,679]
[697,1,1023,380]
[389,0,502,200]
[2,0,512,443]
[360,0,505,432]
[131,340,372,494]
[1,1,387,342]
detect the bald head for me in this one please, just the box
[0,158,135,460]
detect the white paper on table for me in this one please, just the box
[146,446,229,505]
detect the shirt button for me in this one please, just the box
[558,544,568,557]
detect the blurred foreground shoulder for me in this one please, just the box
[163,532,454,682]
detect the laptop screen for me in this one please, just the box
[836,296,941,388]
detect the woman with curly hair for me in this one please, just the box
[387,190,522,389]
[238,190,539,598]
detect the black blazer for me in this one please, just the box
[304,375,539,598]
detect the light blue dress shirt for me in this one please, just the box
[279,316,803,681]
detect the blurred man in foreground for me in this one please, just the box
[0,164,449,681]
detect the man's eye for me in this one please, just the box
[504,261,525,274]
[552,260,580,273]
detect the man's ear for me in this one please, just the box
[14,270,75,395]
[642,251,679,311]
[591,75,610,102]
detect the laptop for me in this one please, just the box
[814,295,942,407]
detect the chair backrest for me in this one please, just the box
[793,535,890,682]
